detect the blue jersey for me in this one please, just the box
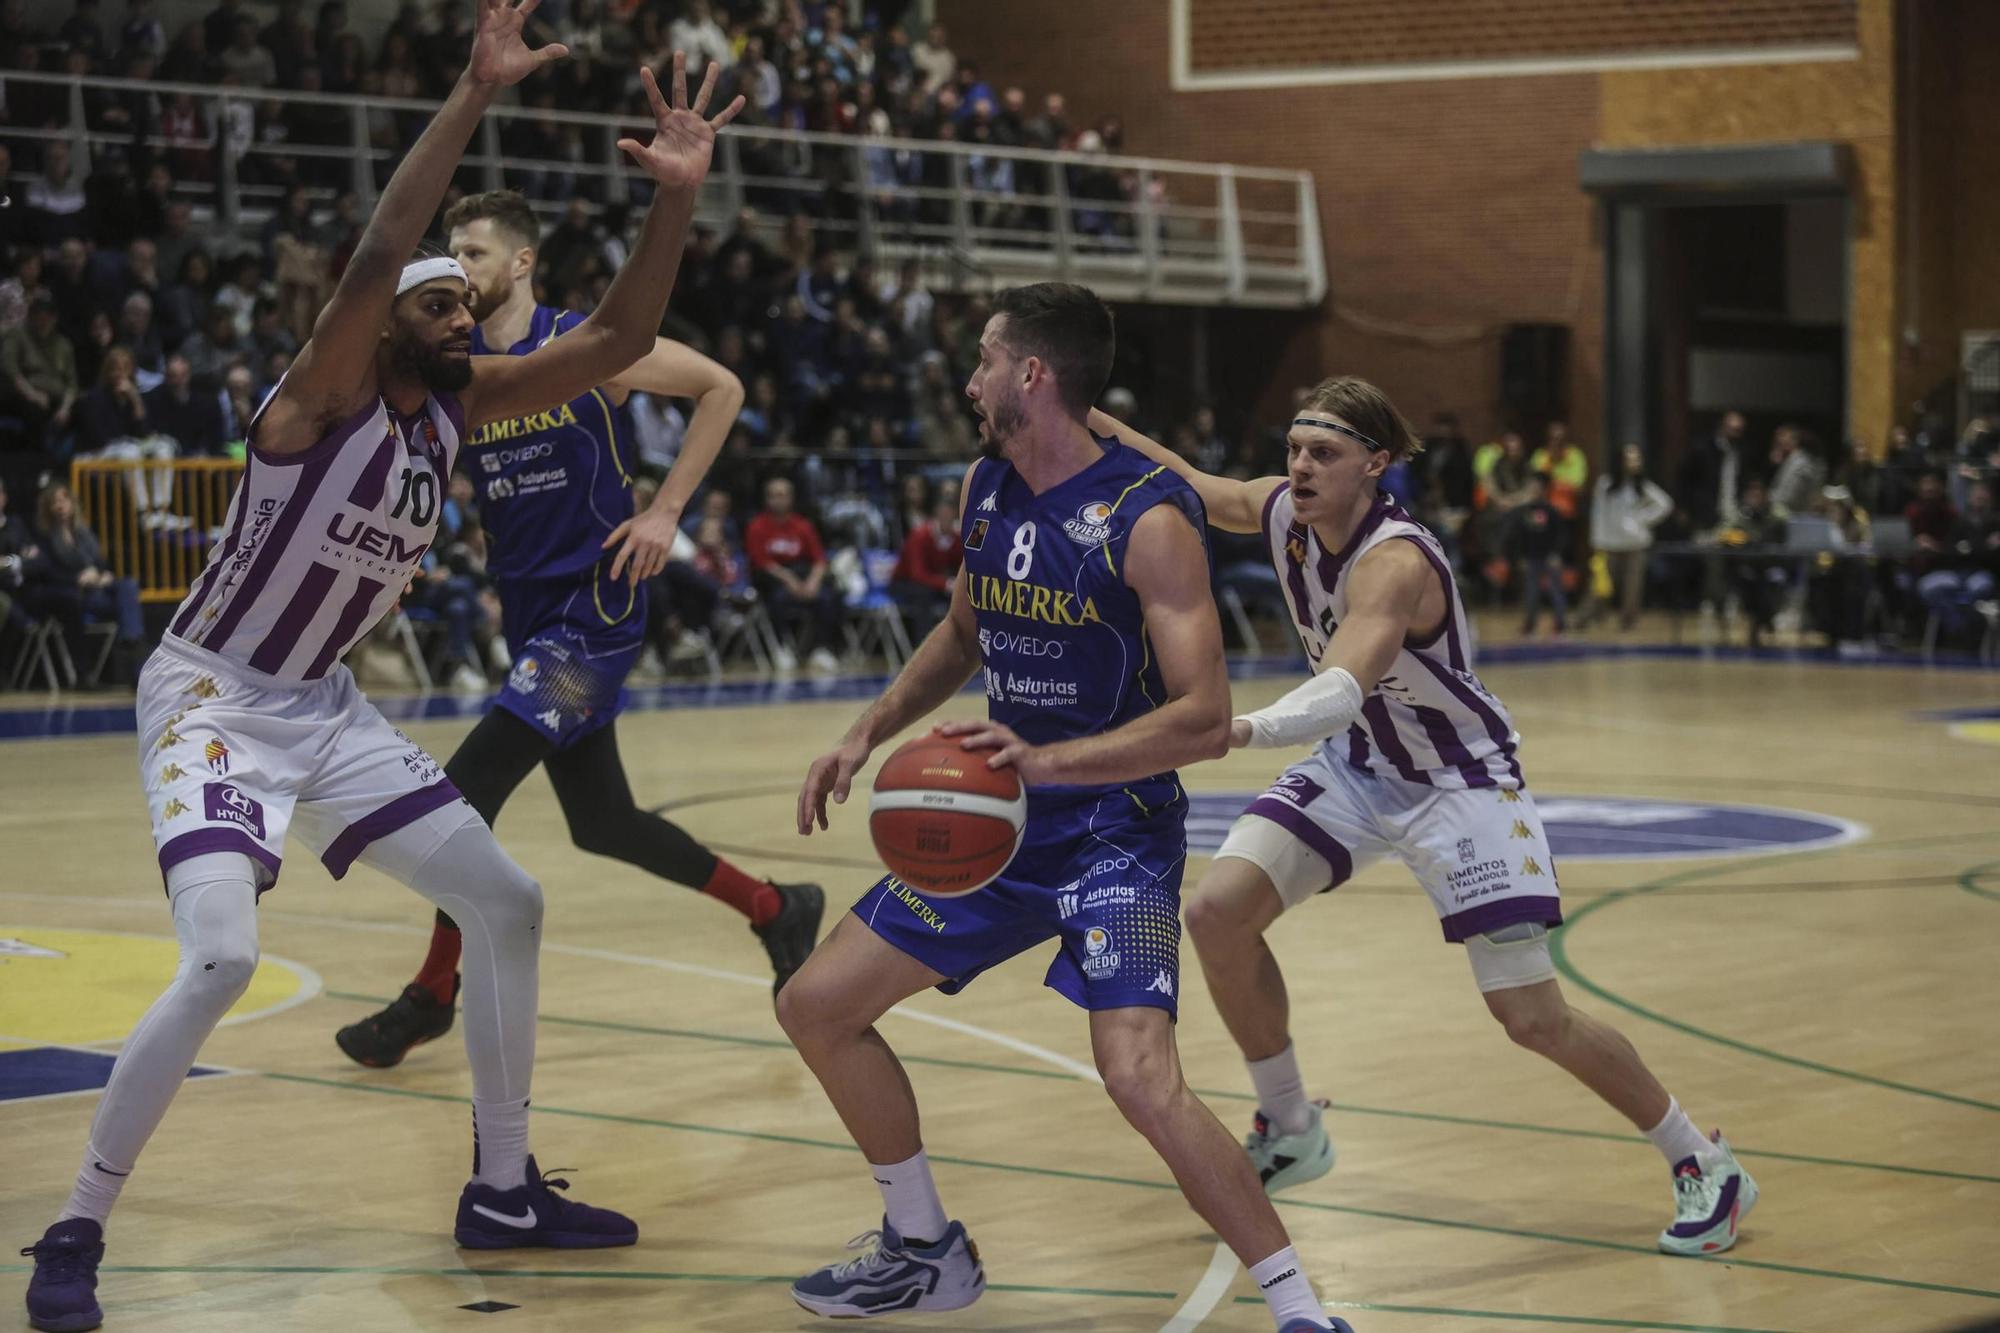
[961,437,1207,811]
[464,306,635,582]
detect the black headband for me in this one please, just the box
[1292,416,1385,452]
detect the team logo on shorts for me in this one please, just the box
[203,782,267,840]
[508,656,539,695]
[1081,926,1120,979]
[1062,501,1113,545]
[204,740,230,775]
[965,518,989,551]
[1457,837,1476,864]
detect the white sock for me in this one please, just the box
[1249,1246,1323,1328]
[1247,1042,1314,1136]
[1644,1097,1712,1166]
[870,1149,949,1247]
[472,1095,531,1188]
[57,1141,131,1226]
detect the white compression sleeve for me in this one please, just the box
[1234,666,1365,749]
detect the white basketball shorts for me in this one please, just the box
[1213,746,1564,943]
[140,635,474,893]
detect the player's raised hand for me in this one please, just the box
[467,0,568,87]
[799,737,871,835]
[617,52,745,190]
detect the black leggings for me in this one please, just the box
[431,708,720,931]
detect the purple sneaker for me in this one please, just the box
[1279,1320,1355,1332]
[21,1219,104,1333]
[454,1156,637,1250]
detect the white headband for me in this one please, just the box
[397,256,468,295]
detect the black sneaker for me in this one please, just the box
[335,976,459,1068]
[753,883,824,994]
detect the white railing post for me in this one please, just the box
[1050,157,1073,279]
[948,151,973,254]
[1296,173,1326,304]
[350,103,376,208]
[1137,166,1160,297]
[216,92,240,230]
[1217,166,1246,302]
[718,131,745,216]
[852,141,877,257]
[68,79,91,175]
[481,116,503,193]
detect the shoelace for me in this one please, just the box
[1673,1168,1722,1215]
[535,1167,577,1196]
[829,1229,895,1280]
[19,1241,90,1284]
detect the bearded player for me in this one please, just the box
[18,13,743,1330]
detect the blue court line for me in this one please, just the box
[4,640,1993,742]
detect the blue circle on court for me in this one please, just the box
[1184,793,1864,862]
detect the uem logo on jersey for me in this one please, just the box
[326,513,430,564]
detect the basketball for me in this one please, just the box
[868,733,1027,897]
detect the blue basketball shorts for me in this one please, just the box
[493,571,646,750]
[851,792,1188,1016]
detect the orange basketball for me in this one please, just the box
[868,732,1027,897]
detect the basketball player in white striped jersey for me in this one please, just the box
[1094,380,1758,1259]
[19,6,743,1328]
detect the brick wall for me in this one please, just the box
[1188,0,1857,73]
[937,0,1604,451]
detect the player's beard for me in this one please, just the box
[389,326,474,392]
[978,394,1025,460]
[465,280,505,322]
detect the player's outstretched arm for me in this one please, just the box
[601,339,744,582]
[262,0,565,455]
[463,53,743,431]
[1229,539,1432,749]
[798,464,983,834]
[948,503,1230,783]
[1087,408,1280,534]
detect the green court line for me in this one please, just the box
[1959,861,2000,903]
[324,992,2000,1187]
[1550,836,2000,1114]
[1236,1295,1793,1333]
[0,1264,1166,1300]
[325,990,1074,1083]
[260,1072,2000,1303]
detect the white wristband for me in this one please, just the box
[1235,666,1365,749]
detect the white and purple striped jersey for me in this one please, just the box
[166,385,465,682]
[1258,483,1521,789]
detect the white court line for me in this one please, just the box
[2,891,1236,1327]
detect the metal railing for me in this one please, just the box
[71,457,243,603]
[2,68,1324,307]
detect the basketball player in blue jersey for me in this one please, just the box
[780,284,1351,1333]
[1094,380,1758,1257]
[18,12,745,1328]
[333,189,823,1069]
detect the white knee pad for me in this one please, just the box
[1213,813,1336,911]
[1464,921,1557,994]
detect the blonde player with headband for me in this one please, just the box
[18,5,743,1329]
[1092,380,1758,1258]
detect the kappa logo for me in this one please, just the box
[977,492,997,512]
[1146,970,1175,997]
[161,797,190,819]
[1521,856,1545,877]
[156,726,184,751]
[1498,788,1524,803]
[186,675,220,699]
[1509,819,1534,840]
[1062,500,1113,545]
[160,763,189,783]
[1285,528,1308,565]
[538,708,563,731]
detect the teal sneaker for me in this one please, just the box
[1246,1098,1336,1194]
[1658,1131,1758,1256]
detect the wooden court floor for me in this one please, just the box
[3,647,1998,1332]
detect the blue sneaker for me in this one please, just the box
[453,1156,637,1250]
[1280,1320,1355,1332]
[21,1219,103,1333]
[791,1217,985,1318]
